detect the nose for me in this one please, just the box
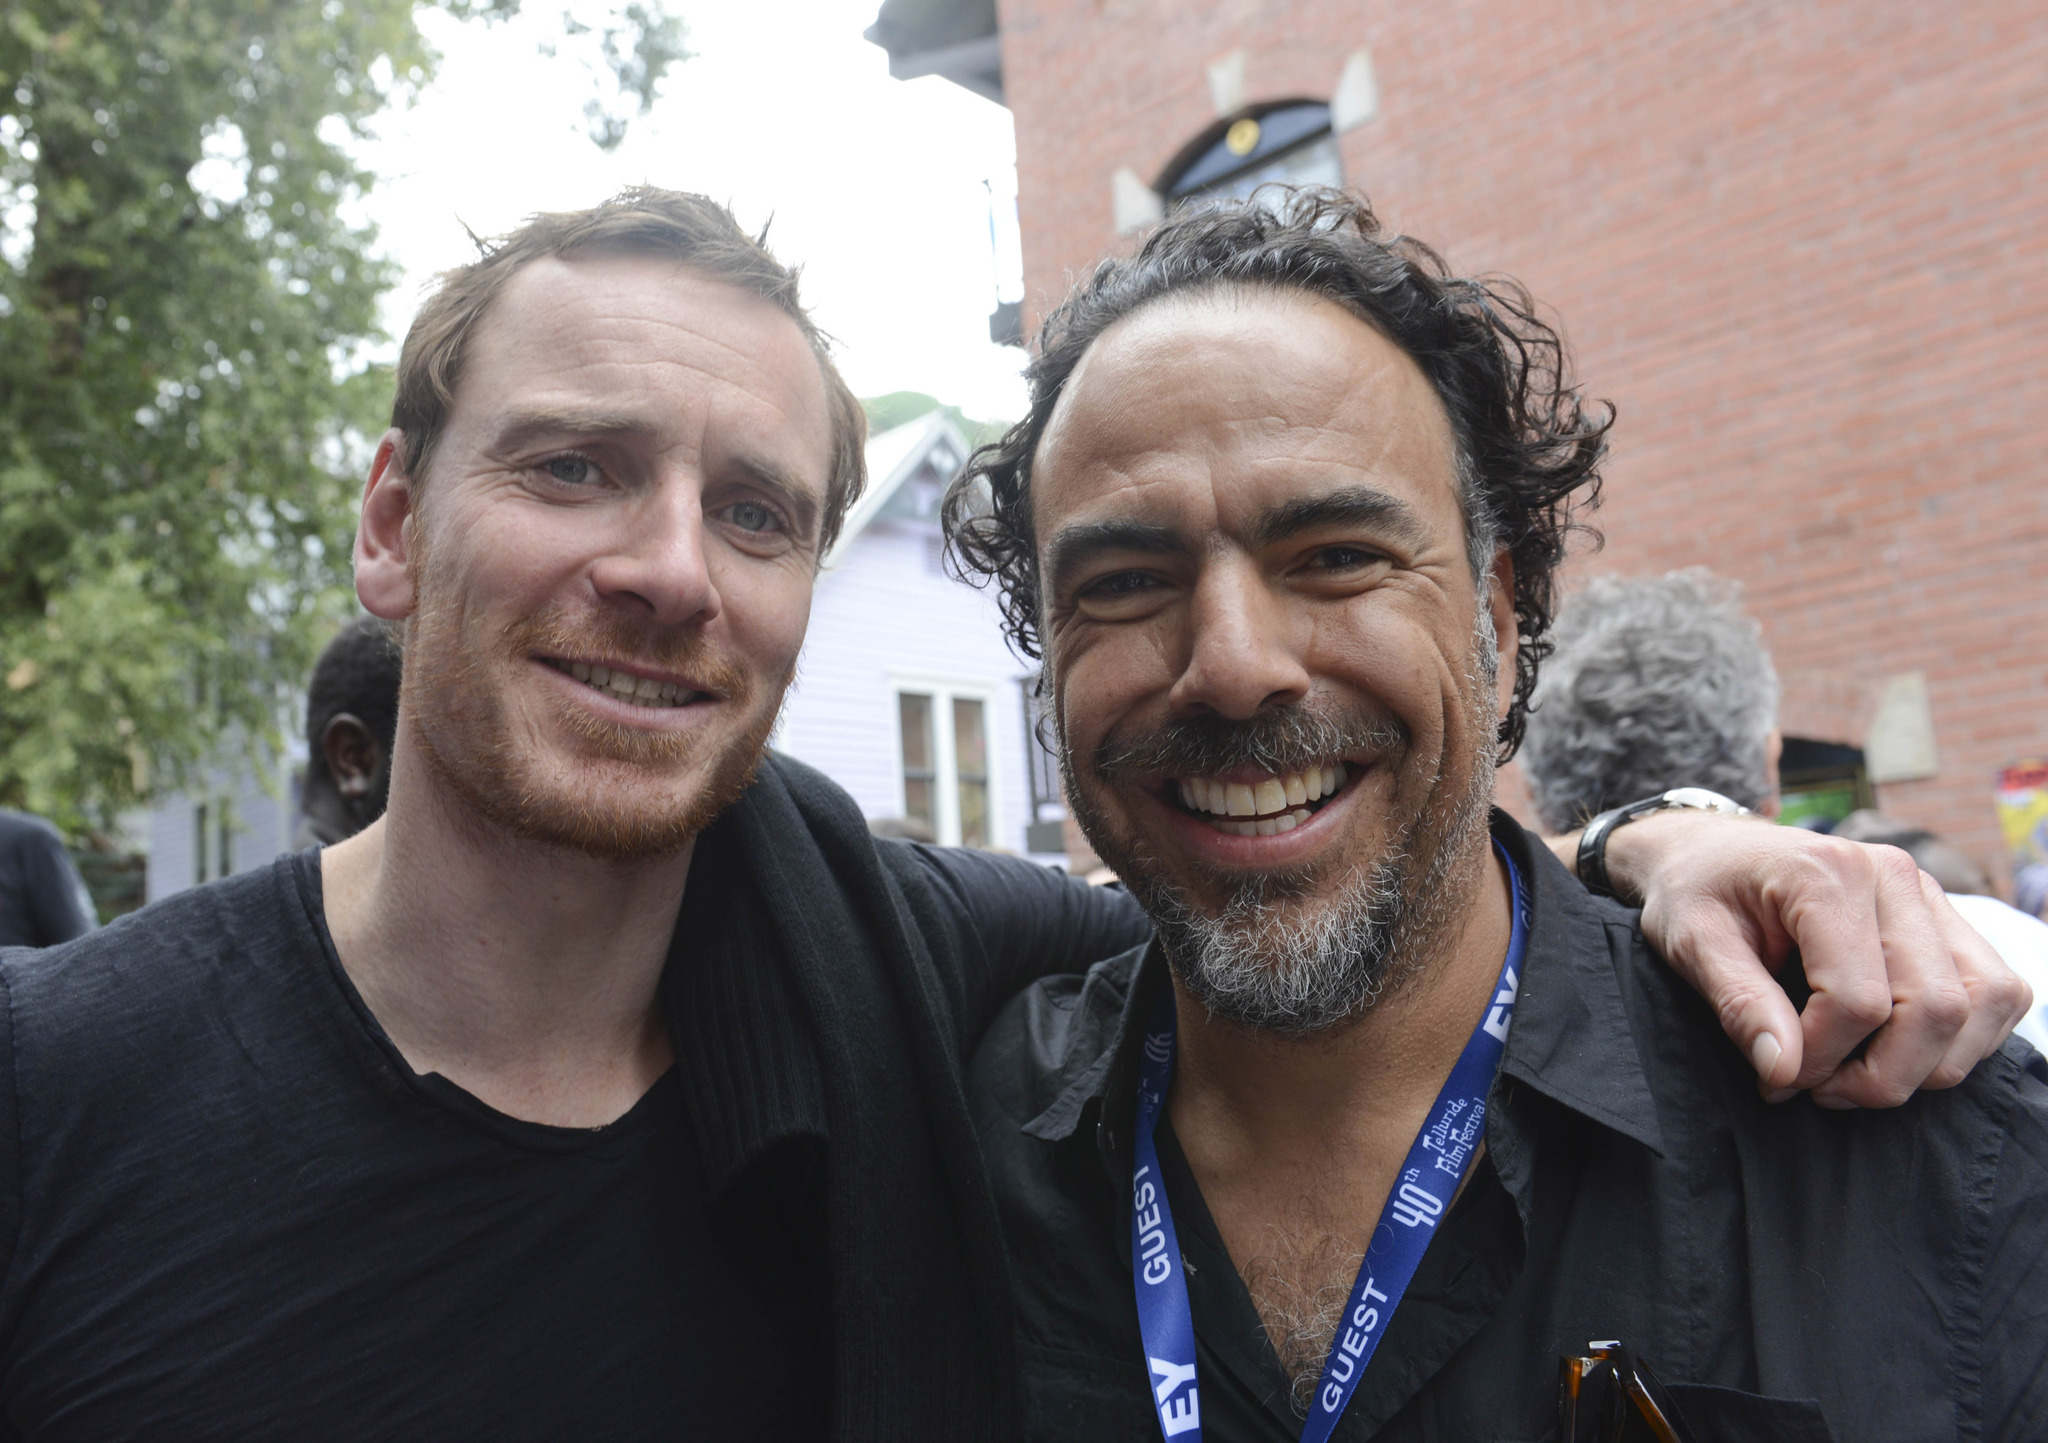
[587,480,722,629]
[1167,556,1311,719]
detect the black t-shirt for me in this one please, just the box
[0,813,94,950]
[0,852,821,1441]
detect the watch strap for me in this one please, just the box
[1577,788,1752,901]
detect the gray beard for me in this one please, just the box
[1147,748,1494,1035]
[1066,606,1502,1037]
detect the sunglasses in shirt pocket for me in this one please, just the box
[1555,1344,1834,1443]
[1657,1384,1833,1443]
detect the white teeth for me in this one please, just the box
[552,659,698,709]
[1175,762,1353,825]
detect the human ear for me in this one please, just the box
[355,430,419,621]
[1487,548,1519,723]
[321,714,384,798]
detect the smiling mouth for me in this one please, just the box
[542,658,711,710]
[1172,762,1351,837]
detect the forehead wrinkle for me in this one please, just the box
[472,262,832,475]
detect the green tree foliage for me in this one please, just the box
[861,390,1010,451]
[0,0,684,833]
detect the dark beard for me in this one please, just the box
[1060,635,1501,1036]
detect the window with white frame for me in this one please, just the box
[191,796,235,884]
[895,683,995,847]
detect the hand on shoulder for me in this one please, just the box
[1560,810,2029,1108]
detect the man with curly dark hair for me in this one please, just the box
[962,189,2048,1441]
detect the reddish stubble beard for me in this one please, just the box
[398,537,785,862]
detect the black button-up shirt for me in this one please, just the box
[968,814,2048,1442]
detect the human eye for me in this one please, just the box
[1307,544,1383,572]
[712,495,797,555]
[721,499,784,535]
[1080,570,1158,600]
[1068,568,1175,623]
[538,453,603,488]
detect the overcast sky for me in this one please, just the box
[352,0,1029,422]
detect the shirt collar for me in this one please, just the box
[1492,815,1667,1157]
[1019,934,1166,1188]
[1017,810,1667,1168]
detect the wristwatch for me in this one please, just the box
[1576,788,1753,901]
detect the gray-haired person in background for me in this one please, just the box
[1521,570,1783,828]
[1522,569,2048,1051]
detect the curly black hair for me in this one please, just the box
[944,187,1611,760]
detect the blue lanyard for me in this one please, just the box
[1130,842,1529,1442]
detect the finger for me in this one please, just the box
[1770,847,1899,1089]
[1920,874,2030,1087]
[1809,849,1970,1107]
[1648,900,1806,1095]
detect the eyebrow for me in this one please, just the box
[1044,518,1186,593]
[488,407,660,455]
[1246,484,1432,551]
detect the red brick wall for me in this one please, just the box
[1000,0,2048,886]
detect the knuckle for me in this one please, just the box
[1812,835,1875,884]
[1834,979,1895,1031]
[1923,1059,1975,1090]
[1711,984,1768,1037]
[1775,844,1871,910]
[1918,981,1972,1034]
[1870,845,1923,889]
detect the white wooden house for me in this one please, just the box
[775,411,1067,862]
[145,745,303,902]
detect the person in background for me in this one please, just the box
[0,811,96,948]
[293,617,404,848]
[1520,570,1782,827]
[1834,808,1995,894]
[1522,571,2048,1053]
[2019,864,2048,924]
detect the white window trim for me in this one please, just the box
[890,675,999,848]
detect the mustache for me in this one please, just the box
[503,603,753,704]
[1091,703,1409,781]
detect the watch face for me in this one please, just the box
[1660,787,1748,815]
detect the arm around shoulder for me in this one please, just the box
[892,842,1151,1048]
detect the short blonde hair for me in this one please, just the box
[390,186,867,550]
